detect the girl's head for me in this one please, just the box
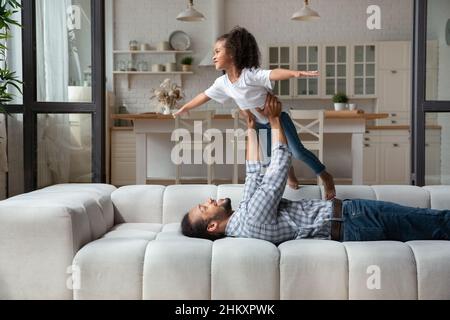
[214,26,261,71]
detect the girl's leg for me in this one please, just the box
[279,112,336,198]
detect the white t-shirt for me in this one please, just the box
[204,68,274,124]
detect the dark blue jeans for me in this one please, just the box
[255,112,326,175]
[342,199,450,241]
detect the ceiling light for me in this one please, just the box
[177,0,206,22]
[291,0,320,21]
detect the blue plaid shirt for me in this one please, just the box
[225,143,333,244]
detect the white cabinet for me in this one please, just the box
[378,41,411,70]
[111,129,136,186]
[363,129,411,185]
[380,141,410,184]
[294,45,320,98]
[376,41,412,125]
[322,45,349,97]
[268,46,292,97]
[351,44,376,98]
[377,69,411,113]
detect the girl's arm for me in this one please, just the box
[269,68,319,81]
[173,93,211,117]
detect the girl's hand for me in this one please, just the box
[172,107,188,118]
[296,70,320,78]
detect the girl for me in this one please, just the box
[173,26,336,200]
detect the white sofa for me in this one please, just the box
[0,183,449,300]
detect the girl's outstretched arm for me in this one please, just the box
[269,68,319,81]
[173,93,211,117]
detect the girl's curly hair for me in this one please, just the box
[217,26,261,71]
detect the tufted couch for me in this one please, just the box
[0,183,449,300]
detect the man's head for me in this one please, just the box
[181,198,233,240]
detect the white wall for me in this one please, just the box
[112,0,414,114]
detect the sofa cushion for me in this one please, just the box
[143,238,213,300]
[0,183,116,300]
[111,185,165,224]
[73,237,152,300]
[211,238,280,300]
[372,185,430,208]
[423,186,450,210]
[407,241,450,299]
[344,241,417,299]
[279,240,348,300]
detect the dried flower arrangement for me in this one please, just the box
[150,79,183,114]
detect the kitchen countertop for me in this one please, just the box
[111,111,389,121]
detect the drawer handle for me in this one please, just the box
[391,70,397,74]
[364,137,370,141]
[390,113,397,116]
[425,143,429,147]
[393,143,399,147]
[391,120,397,124]
[364,144,370,147]
[365,130,370,134]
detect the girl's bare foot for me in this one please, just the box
[288,166,300,190]
[320,171,336,200]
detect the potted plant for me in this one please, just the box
[180,56,193,72]
[0,0,22,113]
[332,93,348,111]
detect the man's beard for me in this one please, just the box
[213,198,232,221]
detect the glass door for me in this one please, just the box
[413,0,450,186]
[22,0,105,191]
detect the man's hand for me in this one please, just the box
[262,94,282,120]
[239,110,256,129]
[295,70,320,78]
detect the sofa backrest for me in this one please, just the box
[110,184,449,224]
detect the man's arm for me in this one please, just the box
[240,111,264,203]
[269,68,319,81]
[244,95,292,224]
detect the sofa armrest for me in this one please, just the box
[0,184,115,299]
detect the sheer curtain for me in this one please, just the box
[36,0,73,187]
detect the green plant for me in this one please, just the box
[332,92,348,103]
[181,56,193,65]
[0,0,22,112]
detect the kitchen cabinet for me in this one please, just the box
[363,129,411,185]
[351,44,376,98]
[267,46,292,97]
[111,129,136,186]
[294,45,320,98]
[322,45,349,97]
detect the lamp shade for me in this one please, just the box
[291,1,320,21]
[177,1,205,22]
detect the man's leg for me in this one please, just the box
[342,199,450,241]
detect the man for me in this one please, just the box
[181,95,450,243]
